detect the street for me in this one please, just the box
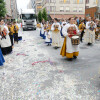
[0,28,100,100]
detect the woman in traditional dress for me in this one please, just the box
[51,18,61,49]
[17,22,22,41]
[45,23,52,46]
[60,17,80,60]
[0,20,12,55]
[8,23,14,48]
[40,19,45,38]
[60,19,67,37]
[84,17,97,45]
[0,46,5,66]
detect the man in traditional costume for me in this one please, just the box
[84,17,97,45]
[79,20,86,42]
[0,20,12,55]
[12,22,19,43]
[51,18,61,49]
[60,17,80,60]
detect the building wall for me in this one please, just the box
[11,0,18,19]
[85,7,97,18]
[36,0,42,14]
[4,0,12,17]
[85,0,98,8]
[27,0,36,9]
[85,0,98,18]
[42,0,85,19]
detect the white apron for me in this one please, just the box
[62,23,79,53]
[51,22,62,47]
[0,26,11,48]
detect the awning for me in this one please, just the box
[50,14,85,19]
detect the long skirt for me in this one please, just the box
[9,35,14,46]
[14,33,18,42]
[52,31,62,47]
[0,48,5,66]
[0,35,12,55]
[1,46,12,55]
[60,37,79,58]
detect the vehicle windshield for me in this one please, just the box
[22,14,36,20]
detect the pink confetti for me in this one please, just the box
[32,60,49,65]
[16,53,28,56]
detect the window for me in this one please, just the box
[50,0,56,3]
[86,0,89,4]
[59,0,70,3]
[60,6,64,12]
[93,0,96,4]
[66,7,70,12]
[46,7,50,12]
[79,0,83,3]
[86,14,90,17]
[73,8,77,12]
[73,0,77,4]
[50,6,56,12]
[86,6,89,9]
[79,8,83,12]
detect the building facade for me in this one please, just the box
[4,0,12,19]
[42,0,85,19]
[85,0,98,18]
[11,0,18,20]
[4,0,18,20]
[28,0,42,14]
[27,0,36,10]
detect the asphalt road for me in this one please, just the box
[0,29,100,100]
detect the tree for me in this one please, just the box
[0,0,6,18]
[42,8,47,21]
[38,10,42,23]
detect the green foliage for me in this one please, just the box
[38,10,42,23]
[0,0,6,18]
[42,8,47,21]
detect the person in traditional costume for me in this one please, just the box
[8,23,14,48]
[51,18,61,49]
[0,20,12,55]
[60,19,67,37]
[79,20,86,42]
[84,17,97,45]
[45,23,52,46]
[17,22,22,41]
[0,46,5,66]
[12,22,19,43]
[95,19,100,40]
[60,17,80,60]
[40,19,45,38]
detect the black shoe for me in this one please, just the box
[88,43,92,45]
[55,47,58,49]
[73,56,77,59]
[68,58,73,61]
[47,44,49,46]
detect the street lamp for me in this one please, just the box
[54,0,55,18]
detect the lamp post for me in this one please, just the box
[54,0,55,18]
[97,0,100,19]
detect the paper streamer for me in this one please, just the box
[32,59,54,66]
